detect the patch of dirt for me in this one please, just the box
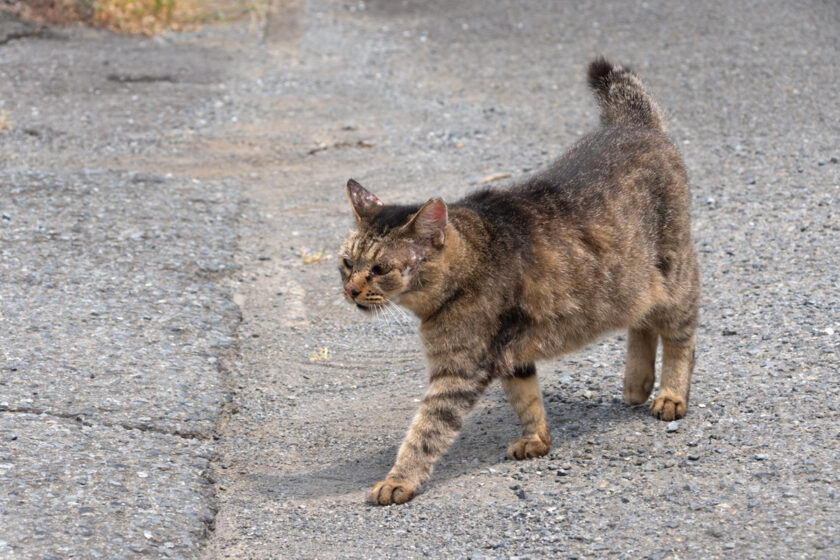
[0,0,94,27]
[1,0,265,35]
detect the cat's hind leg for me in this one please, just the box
[649,252,699,421]
[501,363,552,460]
[650,331,695,421]
[623,327,658,405]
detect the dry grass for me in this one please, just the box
[480,172,513,184]
[308,347,330,362]
[300,247,331,265]
[96,0,187,34]
[0,111,10,133]
[95,0,264,35]
[1,0,266,35]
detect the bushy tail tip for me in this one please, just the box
[586,57,665,132]
[587,56,615,94]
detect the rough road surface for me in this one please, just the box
[1,1,838,559]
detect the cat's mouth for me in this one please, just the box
[355,300,387,312]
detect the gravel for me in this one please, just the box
[0,413,215,559]
[2,1,838,559]
[1,170,239,437]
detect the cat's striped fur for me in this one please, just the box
[339,58,699,505]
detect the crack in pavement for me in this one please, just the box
[0,23,43,45]
[0,405,214,441]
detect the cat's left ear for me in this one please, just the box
[405,198,447,248]
[346,179,384,221]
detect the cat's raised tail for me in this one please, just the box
[587,57,665,133]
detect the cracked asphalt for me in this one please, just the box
[1,11,244,558]
[1,1,839,559]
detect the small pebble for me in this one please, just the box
[667,421,680,433]
[707,527,724,538]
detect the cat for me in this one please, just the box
[339,58,699,505]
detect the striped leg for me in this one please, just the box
[369,368,490,505]
[501,363,551,460]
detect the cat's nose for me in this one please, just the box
[345,284,360,298]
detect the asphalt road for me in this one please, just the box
[1,1,839,559]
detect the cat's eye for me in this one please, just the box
[371,263,393,275]
[342,257,354,269]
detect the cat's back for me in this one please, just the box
[527,125,685,213]
[456,125,686,240]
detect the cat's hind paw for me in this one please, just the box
[369,478,416,505]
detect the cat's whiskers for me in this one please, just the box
[381,301,400,328]
[385,301,430,348]
[386,305,399,328]
[388,302,412,325]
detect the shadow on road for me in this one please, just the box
[264,396,648,501]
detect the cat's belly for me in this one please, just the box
[513,328,596,363]
[512,305,651,364]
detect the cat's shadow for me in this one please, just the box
[259,397,651,502]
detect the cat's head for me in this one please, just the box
[339,179,448,313]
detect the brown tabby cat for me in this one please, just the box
[339,58,699,505]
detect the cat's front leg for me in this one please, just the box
[370,367,491,505]
[501,363,552,459]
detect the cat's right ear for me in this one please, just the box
[346,179,384,222]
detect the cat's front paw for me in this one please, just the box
[649,390,687,421]
[369,478,416,505]
[506,432,551,460]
